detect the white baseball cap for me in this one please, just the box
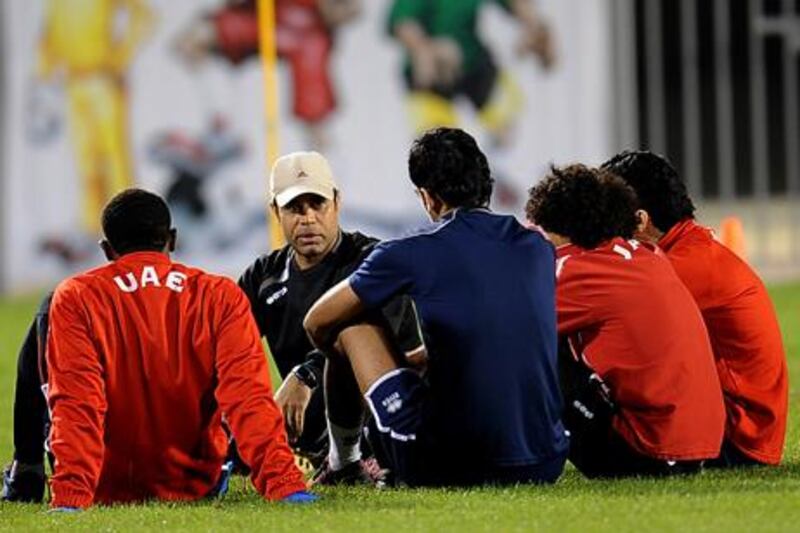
[269,151,337,207]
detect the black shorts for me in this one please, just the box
[568,423,702,478]
[560,338,702,478]
[705,438,764,469]
[364,368,565,487]
[404,55,499,111]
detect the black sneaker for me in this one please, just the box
[311,457,387,487]
[1,461,45,503]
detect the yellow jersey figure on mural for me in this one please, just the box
[35,0,154,252]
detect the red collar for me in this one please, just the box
[114,251,171,265]
[555,238,630,258]
[658,219,702,252]
[555,242,581,259]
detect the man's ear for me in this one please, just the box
[271,201,281,219]
[430,192,448,218]
[167,228,177,253]
[634,209,664,242]
[418,188,432,212]
[100,239,117,261]
[419,188,444,216]
[636,209,650,235]
[546,232,571,247]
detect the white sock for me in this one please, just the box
[327,419,362,471]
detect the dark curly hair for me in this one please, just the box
[408,127,493,209]
[600,151,695,233]
[525,164,639,249]
[102,188,172,254]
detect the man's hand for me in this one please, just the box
[394,20,461,90]
[409,46,439,90]
[318,0,361,28]
[430,38,463,88]
[517,20,556,69]
[274,372,313,443]
[174,19,217,69]
[407,38,462,90]
[282,490,319,504]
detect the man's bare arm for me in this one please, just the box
[304,279,365,352]
[508,0,555,69]
[318,0,362,28]
[114,0,156,72]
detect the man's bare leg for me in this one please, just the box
[337,322,404,392]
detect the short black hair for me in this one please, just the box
[408,127,493,209]
[525,164,639,249]
[101,188,172,254]
[601,150,695,233]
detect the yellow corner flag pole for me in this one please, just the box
[257,0,285,250]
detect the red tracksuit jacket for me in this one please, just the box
[46,251,306,508]
[659,219,788,464]
[556,239,725,460]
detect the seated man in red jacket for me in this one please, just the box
[603,151,788,467]
[526,164,725,477]
[44,188,312,509]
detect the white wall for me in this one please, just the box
[1,0,616,293]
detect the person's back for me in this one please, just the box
[658,219,787,464]
[54,254,263,502]
[603,151,788,466]
[526,164,724,477]
[304,128,566,487]
[556,238,725,460]
[46,189,308,509]
[354,209,567,479]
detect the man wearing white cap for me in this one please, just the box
[237,151,425,483]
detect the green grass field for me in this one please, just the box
[1,285,798,531]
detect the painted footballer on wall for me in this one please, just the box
[2,0,613,291]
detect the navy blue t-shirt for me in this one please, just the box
[349,209,567,470]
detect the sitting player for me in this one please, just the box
[602,151,789,467]
[304,127,568,487]
[37,189,312,509]
[525,164,725,477]
[240,151,425,483]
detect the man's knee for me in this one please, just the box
[333,321,407,393]
[331,334,346,359]
[325,321,381,359]
[339,320,405,363]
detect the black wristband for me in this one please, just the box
[293,364,319,390]
[304,348,325,366]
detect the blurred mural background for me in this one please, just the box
[0,0,797,293]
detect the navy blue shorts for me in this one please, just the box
[365,368,565,487]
